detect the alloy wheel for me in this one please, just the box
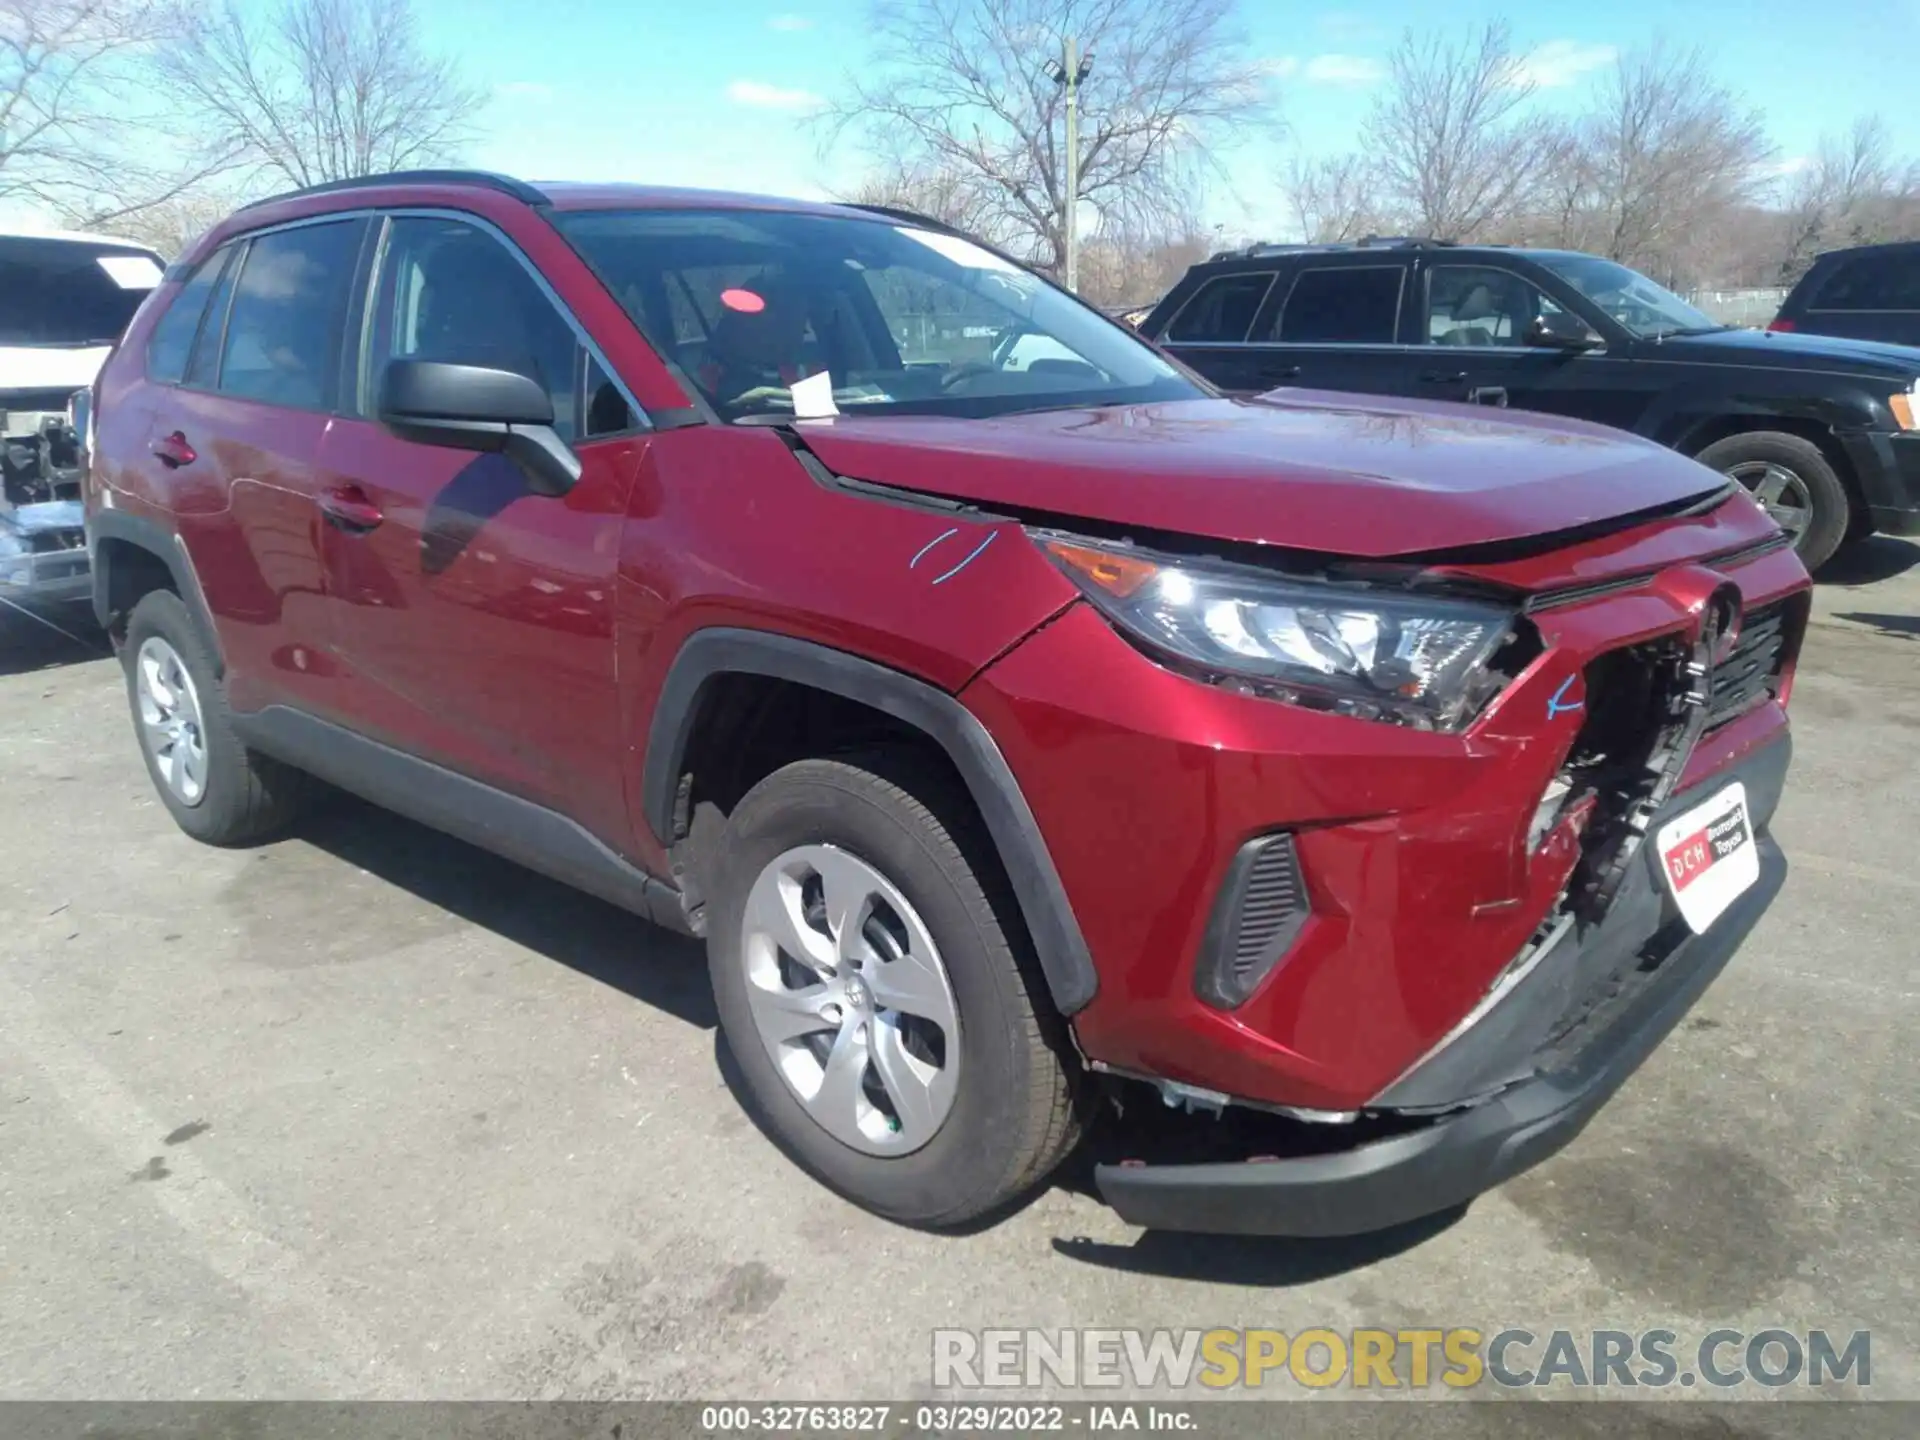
[738,843,961,1156]
[1727,460,1814,538]
[135,636,209,807]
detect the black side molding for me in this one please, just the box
[231,706,690,933]
[87,509,227,674]
[642,628,1099,1015]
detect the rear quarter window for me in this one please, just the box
[145,251,231,385]
[1810,253,1920,312]
[1164,272,1277,343]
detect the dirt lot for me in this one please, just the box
[1,541,1917,1413]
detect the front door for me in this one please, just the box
[316,213,647,841]
[1413,263,1631,428]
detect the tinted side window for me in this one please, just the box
[371,216,582,442]
[1165,272,1275,343]
[186,251,241,389]
[1812,255,1920,311]
[217,221,364,409]
[1276,266,1404,343]
[146,250,229,385]
[1424,265,1566,347]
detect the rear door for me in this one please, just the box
[1149,268,1282,393]
[315,212,647,841]
[1245,259,1421,399]
[141,216,370,717]
[1795,251,1920,346]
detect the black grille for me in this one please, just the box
[1704,600,1789,730]
[1194,833,1310,1009]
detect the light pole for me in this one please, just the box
[1044,38,1094,292]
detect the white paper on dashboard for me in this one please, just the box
[96,255,164,289]
[790,370,840,418]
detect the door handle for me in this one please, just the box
[151,431,197,468]
[1257,364,1302,381]
[1420,371,1468,384]
[318,484,384,532]
[1469,386,1510,408]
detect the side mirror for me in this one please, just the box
[1523,312,1603,352]
[376,359,581,497]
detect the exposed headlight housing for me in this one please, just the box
[1037,532,1518,732]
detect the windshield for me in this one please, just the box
[1534,254,1721,339]
[554,208,1203,421]
[0,236,163,347]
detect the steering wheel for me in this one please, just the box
[938,361,999,391]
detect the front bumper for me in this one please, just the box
[1837,430,1920,536]
[1094,736,1789,1237]
[0,501,91,604]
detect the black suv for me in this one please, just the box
[1771,241,1920,349]
[1140,239,1920,570]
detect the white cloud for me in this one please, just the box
[1763,155,1813,178]
[726,79,823,110]
[1511,40,1618,89]
[767,13,813,29]
[495,80,552,101]
[1303,53,1386,85]
[1261,55,1301,79]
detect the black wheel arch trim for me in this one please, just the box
[87,508,227,675]
[642,627,1100,1016]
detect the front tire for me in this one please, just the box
[123,589,309,845]
[705,750,1081,1228]
[1697,430,1852,572]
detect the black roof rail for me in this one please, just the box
[844,202,966,234]
[235,169,549,214]
[1354,234,1458,249]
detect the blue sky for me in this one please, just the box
[419,0,1918,239]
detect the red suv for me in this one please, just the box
[84,171,1807,1237]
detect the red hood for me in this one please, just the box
[794,392,1726,558]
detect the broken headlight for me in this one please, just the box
[1038,532,1516,732]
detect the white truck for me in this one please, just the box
[1,229,166,607]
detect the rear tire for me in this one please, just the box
[123,590,309,845]
[705,749,1081,1228]
[1697,430,1852,572]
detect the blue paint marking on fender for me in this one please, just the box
[909,527,959,569]
[1547,674,1585,721]
[930,531,997,585]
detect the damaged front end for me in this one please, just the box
[1,390,91,604]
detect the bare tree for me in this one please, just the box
[823,0,1273,274]
[103,186,244,257]
[1777,115,1920,279]
[1567,41,1771,282]
[1282,152,1391,242]
[840,159,1007,241]
[1362,20,1546,242]
[158,0,487,193]
[1,0,228,224]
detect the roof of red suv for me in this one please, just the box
[222,168,875,227]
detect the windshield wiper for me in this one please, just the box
[1646,324,1732,340]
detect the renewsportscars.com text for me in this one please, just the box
[932,1327,1871,1391]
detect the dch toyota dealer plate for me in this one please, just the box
[1655,781,1761,934]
